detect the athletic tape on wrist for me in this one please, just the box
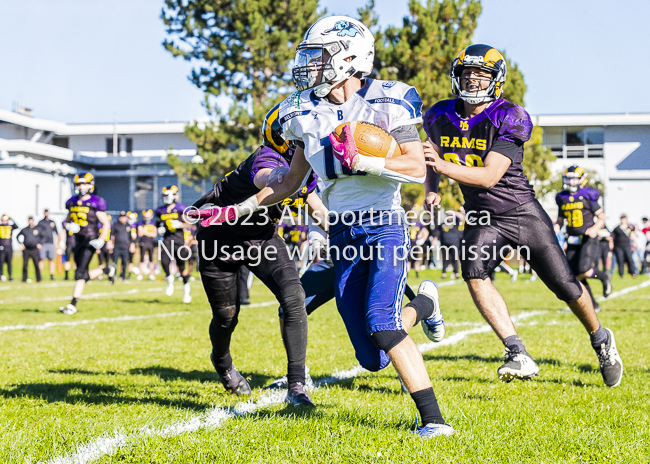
[354,155,385,176]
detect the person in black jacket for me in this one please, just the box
[111,212,134,281]
[37,209,59,280]
[611,214,637,278]
[0,214,19,281]
[17,216,43,282]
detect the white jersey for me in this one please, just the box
[278,79,423,213]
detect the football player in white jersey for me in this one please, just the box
[198,16,451,438]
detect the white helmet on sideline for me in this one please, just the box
[292,16,374,98]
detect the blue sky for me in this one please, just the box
[0,0,647,123]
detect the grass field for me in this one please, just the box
[1,267,649,463]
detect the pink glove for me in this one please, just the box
[185,206,238,227]
[328,124,358,170]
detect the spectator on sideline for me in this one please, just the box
[37,209,59,280]
[0,214,19,281]
[111,212,134,281]
[633,224,647,275]
[17,216,43,282]
[611,214,637,278]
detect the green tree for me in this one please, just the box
[161,0,321,186]
[522,126,558,197]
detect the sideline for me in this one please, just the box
[0,300,278,333]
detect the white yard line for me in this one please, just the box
[0,300,278,333]
[597,278,650,301]
[559,278,650,311]
[0,282,202,305]
[40,309,541,464]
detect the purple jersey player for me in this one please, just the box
[59,172,116,315]
[423,44,622,388]
[186,103,327,406]
[155,185,192,302]
[555,166,611,308]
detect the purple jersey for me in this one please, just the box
[65,194,107,239]
[555,186,601,236]
[155,203,187,242]
[210,145,317,238]
[137,219,157,247]
[423,98,535,215]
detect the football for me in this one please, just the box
[333,121,402,158]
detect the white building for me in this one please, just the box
[535,113,650,229]
[0,108,205,229]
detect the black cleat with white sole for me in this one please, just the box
[595,328,623,387]
[497,348,540,382]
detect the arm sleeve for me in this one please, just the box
[192,190,216,208]
[490,139,520,162]
[390,124,421,145]
[52,221,59,235]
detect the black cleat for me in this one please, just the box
[595,328,623,387]
[210,353,251,395]
[285,384,315,407]
[497,348,539,382]
[603,273,613,298]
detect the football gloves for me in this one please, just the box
[185,197,259,227]
[329,125,358,170]
[65,223,81,234]
[89,238,105,250]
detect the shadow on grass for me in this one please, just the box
[0,381,208,410]
[532,377,596,387]
[247,405,411,432]
[117,299,180,305]
[47,366,274,389]
[423,353,564,367]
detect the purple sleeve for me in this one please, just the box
[587,188,601,212]
[555,192,563,208]
[250,146,289,182]
[497,104,533,145]
[90,195,107,212]
[65,196,76,209]
[175,204,187,215]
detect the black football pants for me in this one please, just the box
[461,199,583,303]
[22,248,41,282]
[199,232,307,379]
[0,247,12,279]
[113,247,130,279]
[613,246,636,277]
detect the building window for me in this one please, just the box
[126,137,133,155]
[52,137,69,148]
[106,137,121,155]
[542,126,604,159]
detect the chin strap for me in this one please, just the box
[313,67,356,97]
